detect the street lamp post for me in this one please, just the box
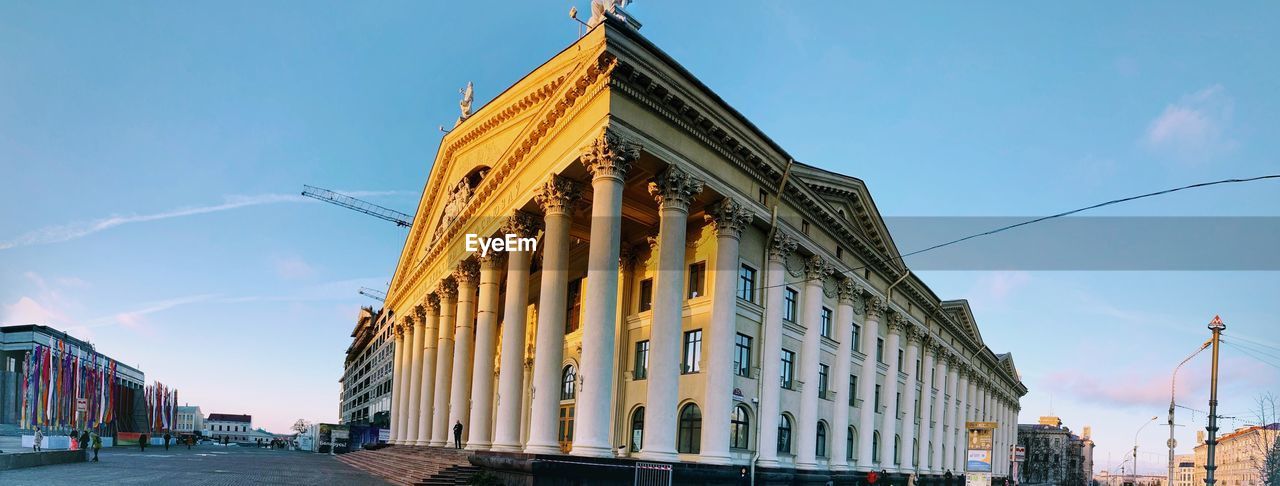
[1168,340,1210,485]
[1205,315,1226,486]
[1133,415,1159,482]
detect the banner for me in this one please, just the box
[18,341,122,431]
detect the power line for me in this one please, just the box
[1225,338,1280,362]
[1224,341,1280,371]
[754,173,1280,291]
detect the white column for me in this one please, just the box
[879,315,905,471]
[956,369,972,472]
[390,324,406,444]
[828,279,860,470]
[930,348,949,473]
[698,198,752,464]
[430,280,458,447]
[638,166,703,462]
[794,255,832,470]
[466,254,503,450]
[900,325,922,473]
[918,338,936,474]
[524,175,581,455]
[573,128,636,458]
[416,294,440,445]
[756,233,797,468]
[492,212,538,452]
[856,297,885,470]
[449,261,479,444]
[405,310,426,446]
[944,361,960,473]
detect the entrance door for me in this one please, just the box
[558,405,575,453]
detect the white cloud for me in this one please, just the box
[0,190,409,251]
[2,296,69,326]
[274,255,317,280]
[1142,84,1236,162]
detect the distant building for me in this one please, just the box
[207,413,253,443]
[0,324,145,432]
[1095,471,1167,486]
[174,405,204,435]
[1017,416,1094,486]
[339,306,393,427]
[1173,453,1195,486]
[1193,423,1280,486]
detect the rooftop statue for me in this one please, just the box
[587,0,631,28]
[456,81,474,126]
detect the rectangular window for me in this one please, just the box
[633,340,650,380]
[802,220,810,235]
[565,278,583,333]
[897,349,904,370]
[638,278,653,312]
[916,359,922,382]
[780,349,796,389]
[849,375,858,405]
[758,188,768,205]
[852,323,861,352]
[875,384,882,412]
[820,307,833,338]
[734,333,753,378]
[682,329,703,374]
[877,338,885,363]
[783,288,798,322]
[737,264,757,302]
[818,363,830,397]
[896,392,902,414]
[688,262,706,298]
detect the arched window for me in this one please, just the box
[872,431,880,463]
[560,365,576,400]
[815,421,828,457]
[777,414,793,454]
[894,434,901,465]
[629,407,645,452]
[847,426,856,462]
[677,403,702,454]
[730,405,750,449]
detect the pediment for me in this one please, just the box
[941,299,984,347]
[788,163,903,268]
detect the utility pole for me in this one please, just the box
[1169,340,1211,485]
[1205,315,1226,486]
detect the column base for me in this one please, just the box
[755,458,780,468]
[794,459,819,470]
[465,441,492,451]
[634,450,679,462]
[489,443,523,453]
[569,443,616,458]
[828,463,850,471]
[428,439,447,447]
[523,442,562,455]
[412,440,430,446]
[697,452,732,465]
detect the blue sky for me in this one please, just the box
[1,1,1276,470]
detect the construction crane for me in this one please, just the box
[358,287,387,302]
[301,185,413,227]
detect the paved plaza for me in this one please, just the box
[0,445,389,485]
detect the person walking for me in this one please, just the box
[80,430,91,461]
[91,432,102,462]
[139,433,148,452]
[33,427,43,452]
[186,436,192,450]
[944,469,955,486]
[164,432,171,450]
[452,420,463,449]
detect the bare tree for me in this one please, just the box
[1249,393,1280,486]
[292,419,311,435]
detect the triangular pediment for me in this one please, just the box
[788,163,904,268]
[997,353,1020,382]
[941,299,984,347]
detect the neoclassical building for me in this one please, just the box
[382,14,1026,483]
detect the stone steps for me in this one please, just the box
[336,445,479,486]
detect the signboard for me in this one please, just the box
[378,428,390,441]
[332,429,349,439]
[76,398,87,412]
[1014,445,1026,461]
[967,449,993,472]
[967,427,995,450]
[966,472,991,486]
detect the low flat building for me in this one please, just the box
[339,306,393,427]
[1017,416,1094,486]
[1193,423,1280,486]
[207,413,253,443]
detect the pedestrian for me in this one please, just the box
[186,436,192,450]
[91,432,101,462]
[33,427,43,452]
[80,430,91,461]
[944,469,954,486]
[867,469,879,485]
[164,432,171,450]
[908,472,917,486]
[452,420,463,449]
[139,433,148,452]
[880,469,890,486]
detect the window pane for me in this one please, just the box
[682,330,703,374]
[638,279,653,312]
[688,262,706,299]
[634,340,649,380]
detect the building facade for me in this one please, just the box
[207,413,253,443]
[1173,453,1195,486]
[1017,417,1094,486]
[340,306,394,427]
[381,15,1027,481]
[1193,424,1280,486]
[174,405,204,435]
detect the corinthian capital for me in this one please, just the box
[394,322,406,338]
[837,278,862,304]
[500,210,541,238]
[887,313,908,334]
[865,296,887,319]
[478,252,507,270]
[454,259,480,286]
[767,232,798,261]
[705,197,753,239]
[414,304,427,323]
[649,165,704,211]
[581,127,638,182]
[437,277,459,301]
[423,292,440,313]
[804,255,833,281]
[535,175,583,216]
